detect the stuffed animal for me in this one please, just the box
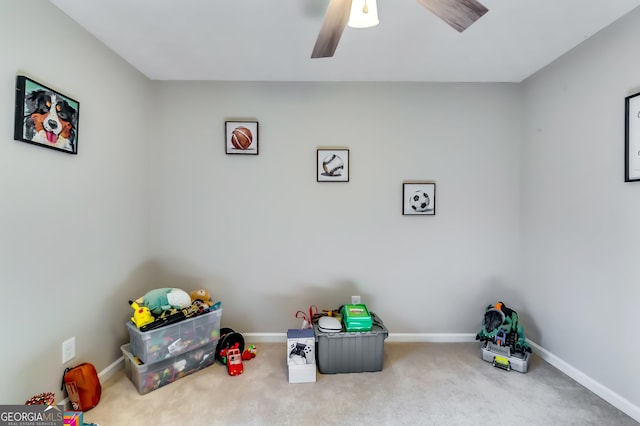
[137,288,191,315]
[129,301,155,329]
[190,288,213,309]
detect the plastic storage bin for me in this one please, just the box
[481,341,531,373]
[126,308,222,364]
[121,341,217,395]
[314,312,388,374]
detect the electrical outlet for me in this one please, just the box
[351,295,361,304]
[62,337,76,364]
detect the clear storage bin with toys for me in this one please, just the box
[121,341,217,395]
[126,308,222,364]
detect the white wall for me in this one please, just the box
[0,1,151,403]
[521,7,640,410]
[147,81,523,334]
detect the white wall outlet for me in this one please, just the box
[351,295,361,304]
[62,337,76,364]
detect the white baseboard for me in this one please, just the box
[527,339,640,423]
[385,333,477,343]
[98,355,124,382]
[242,332,478,343]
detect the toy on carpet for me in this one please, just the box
[217,343,239,365]
[215,328,245,364]
[242,345,257,361]
[135,288,191,315]
[128,301,154,329]
[226,347,244,376]
[476,301,531,373]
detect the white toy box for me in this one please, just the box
[287,328,316,383]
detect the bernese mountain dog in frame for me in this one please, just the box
[14,75,79,154]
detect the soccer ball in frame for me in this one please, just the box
[403,182,436,215]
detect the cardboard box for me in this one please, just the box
[288,364,317,384]
[286,328,315,366]
[287,328,316,383]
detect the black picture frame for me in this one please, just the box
[625,91,640,182]
[403,182,436,215]
[14,75,79,155]
[226,121,259,155]
[317,148,349,182]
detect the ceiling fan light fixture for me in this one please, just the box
[347,0,379,28]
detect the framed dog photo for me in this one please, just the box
[625,91,640,181]
[317,149,349,182]
[14,75,80,155]
[403,182,436,215]
[226,121,258,155]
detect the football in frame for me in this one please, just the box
[403,182,436,215]
[317,149,349,182]
[226,121,258,155]
[14,75,80,154]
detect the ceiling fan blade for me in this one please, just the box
[416,0,488,33]
[311,0,353,58]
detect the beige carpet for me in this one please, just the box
[84,342,637,426]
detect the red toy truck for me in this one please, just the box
[226,348,244,376]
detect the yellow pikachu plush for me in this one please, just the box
[129,301,154,329]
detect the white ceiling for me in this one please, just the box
[50,0,640,82]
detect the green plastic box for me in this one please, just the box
[341,304,373,332]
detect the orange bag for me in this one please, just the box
[61,363,101,411]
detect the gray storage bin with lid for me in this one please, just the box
[314,312,388,374]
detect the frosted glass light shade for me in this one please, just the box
[348,0,379,28]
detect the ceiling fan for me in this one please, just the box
[311,0,488,58]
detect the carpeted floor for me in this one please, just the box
[84,342,637,426]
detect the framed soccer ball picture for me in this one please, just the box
[317,148,349,182]
[403,182,436,215]
[226,121,258,155]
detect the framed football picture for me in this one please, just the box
[14,75,80,155]
[226,121,258,155]
[403,182,436,215]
